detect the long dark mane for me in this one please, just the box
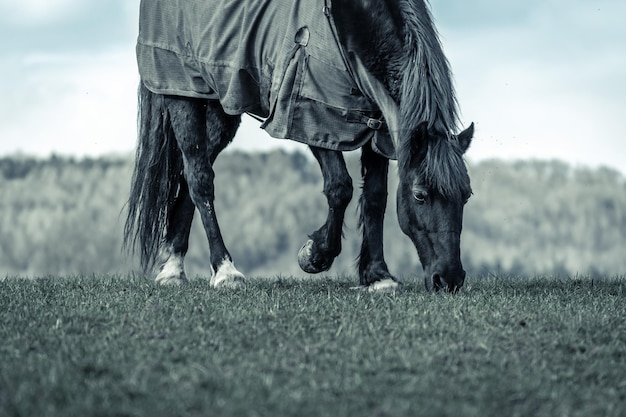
[398,0,459,135]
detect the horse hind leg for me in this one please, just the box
[155,178,195,285]
[165,96,244,288]
[298,147,353,274]
[124,85,189,285]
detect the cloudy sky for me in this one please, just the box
[1,0,625,174]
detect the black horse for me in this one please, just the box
[125,0,474,292]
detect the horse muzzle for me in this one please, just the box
[425,270,466,293]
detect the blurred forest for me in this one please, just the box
[1,151,625,280]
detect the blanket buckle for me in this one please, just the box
[367,118,383,130]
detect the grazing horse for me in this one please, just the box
[125,0,474,292]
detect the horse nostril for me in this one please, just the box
[426,273,443,291]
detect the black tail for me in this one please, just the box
[124,83,184,272]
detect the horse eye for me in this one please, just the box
[413,191,427,204]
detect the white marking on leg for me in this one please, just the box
[367,278,402,293]
[350,278,403,293]
[155,251,187,286]
[210,259,246,289]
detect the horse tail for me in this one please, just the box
[124,82,184,272]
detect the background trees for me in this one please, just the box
[1,152,624,279]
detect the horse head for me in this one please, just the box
[397,122,474,292]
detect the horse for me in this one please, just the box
[124,0,474,292]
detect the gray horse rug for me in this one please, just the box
[137,0,396,158]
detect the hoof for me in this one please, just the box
[366,278,404,293]
[211,260,246,289]
[155,271,188,286]
[155,255,188,286]
[212,275,246,289]
[298,239,333,274]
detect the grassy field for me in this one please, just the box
[1,275,625,417]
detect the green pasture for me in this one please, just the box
[1,275,625,417]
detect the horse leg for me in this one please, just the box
[298,147,353,273]
[165,96,244,288]
[358,143,402,291]
[154,178,195,285]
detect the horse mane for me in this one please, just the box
[398,0,459,134]
[396,0,467,201]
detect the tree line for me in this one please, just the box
[1,151,624,279]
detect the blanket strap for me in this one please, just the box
[345,112,385,130]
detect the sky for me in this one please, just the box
[1,0,625,174]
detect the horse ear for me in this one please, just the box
[457,122,474,153]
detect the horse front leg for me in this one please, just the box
[298,147,353,274]
[165,97,244,288]
[358,143,402,291]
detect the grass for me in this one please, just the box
[1,275,625,417]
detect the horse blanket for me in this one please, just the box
[137,0,396,158]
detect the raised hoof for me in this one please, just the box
[210,261,246,289]
[298,239,334,274]
[155,271,188,286]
